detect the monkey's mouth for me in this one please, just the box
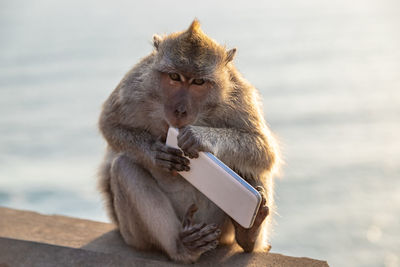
[166,117,191,129]
[165,114,196,129]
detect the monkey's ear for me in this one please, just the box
[153,34,163,50]
[225,48,237,63]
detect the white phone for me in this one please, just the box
[166,127,261,229]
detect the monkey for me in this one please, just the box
[98,19,280,264]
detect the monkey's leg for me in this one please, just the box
[110,154,220,263]
[233,186,270,252]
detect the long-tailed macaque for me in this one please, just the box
[98,20,280,263]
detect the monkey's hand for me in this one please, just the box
[177,126,213,159]
[233,186,270,252]
[150,140,190,173]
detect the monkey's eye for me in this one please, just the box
[192,78,205,85]
[169,73,181,81]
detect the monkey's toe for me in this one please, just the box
[253,205,269,227]
[182,203,198,228]
[180,223,221,253]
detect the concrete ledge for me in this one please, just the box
[0,207,329,266]
[0,237,168,267]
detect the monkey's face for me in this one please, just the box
[161,72,211,128]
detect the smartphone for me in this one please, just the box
[166,127,261,229]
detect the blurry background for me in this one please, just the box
[0,0,399,266]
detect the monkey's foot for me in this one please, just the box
[180,222,220,252]
[233,186,269,252]
[173,204,221,263]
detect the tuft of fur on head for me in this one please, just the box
[188,18,201,34]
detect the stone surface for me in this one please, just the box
[0,207,329,266]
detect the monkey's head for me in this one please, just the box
[152,19,237,128]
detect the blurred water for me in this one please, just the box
[1,0,399,266]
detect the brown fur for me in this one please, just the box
[98,19,280,263]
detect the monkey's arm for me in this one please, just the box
[177,125,277,179]
[99,97,189,172]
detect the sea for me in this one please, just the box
[0,0,399,266]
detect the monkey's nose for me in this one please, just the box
[174,108,187,119]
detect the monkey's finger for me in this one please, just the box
[198,240,219,252]
[182,204,199,228]
[155,154,189,166]
[155,152,190,166]
[185,231,220,252]
[155,159,190,172]
[159,145,184,157]
[181,224,208,242]
[155,158,179,169]
[181,223,205,238]
[199,230,221,244]
[177,125,190,138]
[177,131,191,148]
[156,157,190,171]
[187,230,221,249]
[167,147,184,156]
[182,224,219,243]
[184,148,199,159]
[182,224,216,243]
[207,240,219,250]
[179,137,197,151]
[177,127,198,147]
[152,142,183,156]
